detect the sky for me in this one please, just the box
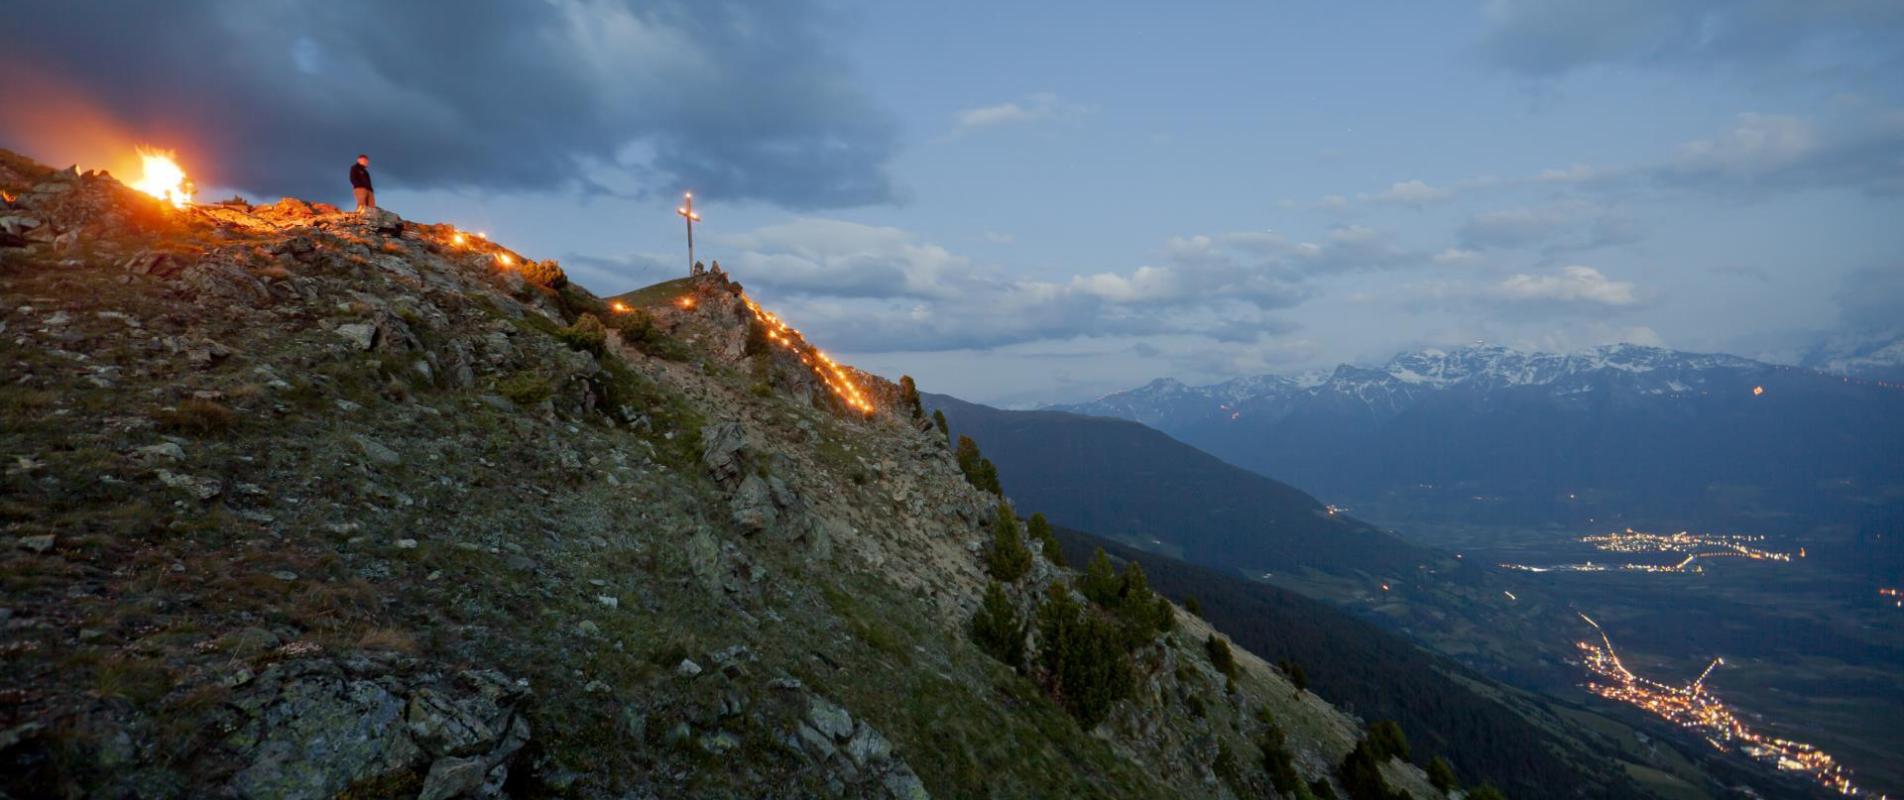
[3,1,1901,406]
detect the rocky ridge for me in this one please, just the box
[1,148,1433,799]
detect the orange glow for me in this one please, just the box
[476,232,488,240]
[1752,385,1764,396]
[451,232,467,246]
[676,296,696,310]
[129,147,193,208]
[610,301,631,313]
[496,253,513,267]
[738,294,875,414]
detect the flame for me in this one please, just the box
[496,253,513,267]
[739,294,874,414]
[676,296,696,310]
[1752,385,1764,396]
[610,301,631,313]
[451,232,467,246]
[129,147,193,208]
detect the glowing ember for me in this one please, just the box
[1753,385,1765,396]
[676,296,696,310]
[738,294,874,414]
[496,253,513,267]
[610,301,631,313]
[129,147,194,208]
[451,233,467,246]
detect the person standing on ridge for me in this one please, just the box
[349,154,375,213]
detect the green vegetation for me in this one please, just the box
[154,398,237,435]
[608,308,691,361]
[1427,756,1457,793]
[521,258,567,289]
[1337,738,1402,800]
[556,312,608,355]
[932,409,949,438]
[1078,549,1172,645]
[1034,585,1134,728]
[1026,512,1064,567]
[970,581,1028,669]
[985,504,1033,582]
[953,435,1002,494]
[1467,784,1507,800]
[1205,634,1237,680]
[898,375,924,420]
[1366,720,1410,762]
[496,371,554,407]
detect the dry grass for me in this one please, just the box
[154,398,237,435]
[356,627,419,654]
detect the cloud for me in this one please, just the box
[1653,110,1904,195]
[1474,0,1904,78]
[1371,179,1454,206]
[710,219,1311,352]
[1833,264,1904,331]
[1493,265,1641,306]
[947,93,1088,138]
[0,0,900,208]
[1459,208,1574,250]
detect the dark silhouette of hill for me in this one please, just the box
[926,393,1440,578]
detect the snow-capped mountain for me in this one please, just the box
[1053,343,1904,528]
[1800,329,1904,382]
[1056,344,1769,429]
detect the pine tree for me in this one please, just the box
[985,503,1032,582]
[1279,658,1309,692]
[974,457,1002,494]
[898,375,924,419]
[1079,549,1119,606]
[970,581,1027,669]
[1426,756,1457,794]
[1035,584,1134,728]
[932,408,949,438]
[1026,512,1064,566]
[955,435,982,475]
[1184,595,1203,618]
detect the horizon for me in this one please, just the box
[3,1,1900,406]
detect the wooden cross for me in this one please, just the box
[677,192,702,275]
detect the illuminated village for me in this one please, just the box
[1501,528,1794,574]
[1574,614,1876,798]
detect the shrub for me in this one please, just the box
[497,372,554,407]
[970,581,1027,669]
[1466,785,1506,800]
[557,313,608,355]
[1026,512,1064,567]
[1205,634,1237,679]
[1184,595,1203,618]
[985,503,1033,582]
[521,258,567,289]
[1367,720,1410,762]
[1035,585,1134,728]
[1310,779,1339,800]
[1279,658,1309,692]
[1427,756,1457,793]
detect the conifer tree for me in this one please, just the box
[1205,633,1238,679]
[1026,512,1064,566]
[898,375,924,419]
[986,503,1032,582]
[1079,549,1120,606]
[970,581,1027,669]
[932,408,949,438]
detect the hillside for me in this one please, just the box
[1056,345,1904,530]
[0,149,1450,799]
[1049,526,1737,800]
[926,393,1440,579]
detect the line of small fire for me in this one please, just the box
[737,294,874,415]
[1574,614,1877,798]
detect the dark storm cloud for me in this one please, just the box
[1475,0,1904,78]
[0,1,898,208]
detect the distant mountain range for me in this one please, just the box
[1052,343,1904,528]
[1800,328,1904,383]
